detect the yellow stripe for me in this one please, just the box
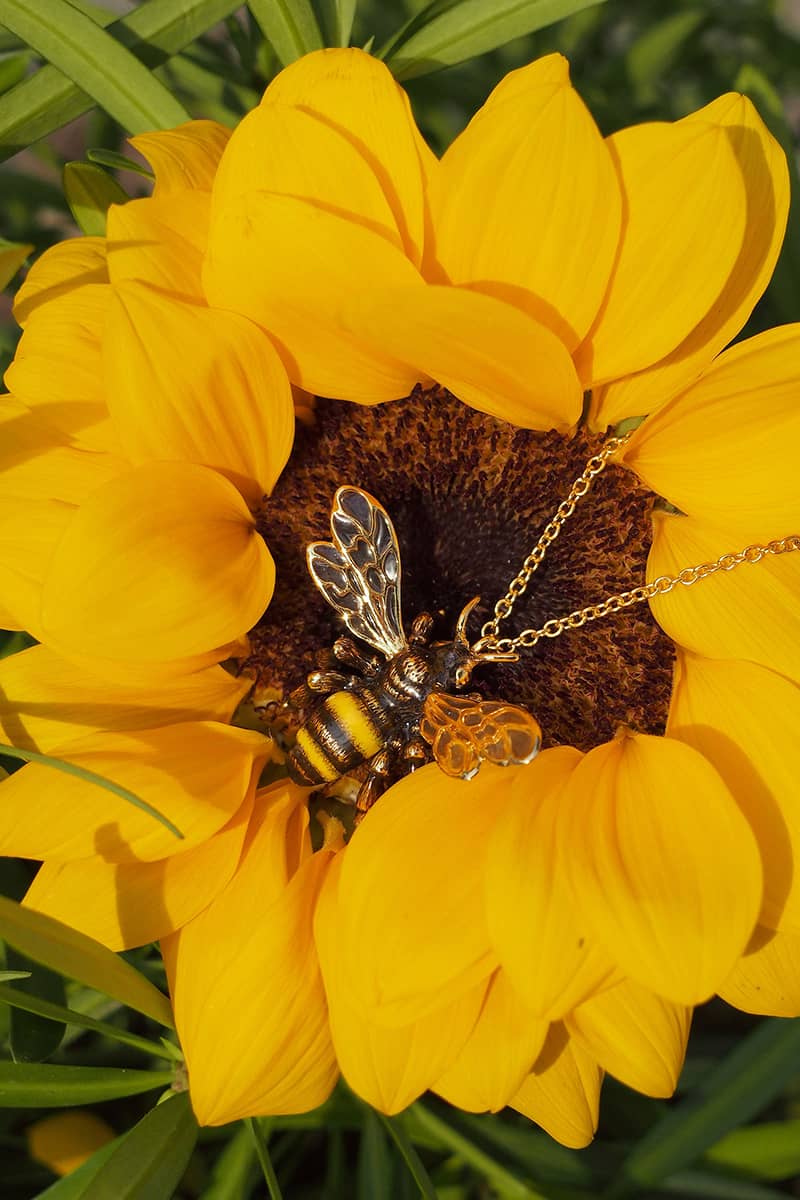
[327,691,382,757]
[295,728,339,782]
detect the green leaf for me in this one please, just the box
[377,1113,438,1200]
[705,1117,800,1182]
[625,10,706,105]
[0,0,189,131]
[246,1118,284,1200]
[0,236,32,289]
[0,1062,174,1106]
[358,1108,392,1200]
[316,0,357,47]
[0,0,242,160]
[199,1124,258,1200]
[63,162,128,236]
[382,0,607,80]
[34,1136,125,1200]
[0,970,30,981]
[0,49,30,93]
[0,982,173,1059]
[86,148,155,178]
[0,894,174,1028]
[76,1092,197,1199]
[407,1104,549,1200]
[0,745,184,841]
[247,0,323,65]
[608,1018,800,1196]
[659,1168,786,1199]
[6,949,67,1063]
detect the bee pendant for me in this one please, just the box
[287,487,542,815]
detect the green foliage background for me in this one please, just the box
[0,1,799,1198]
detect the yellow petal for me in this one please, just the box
[648,511,800,686]
[720,925,800,1017]
[129,120,231,195]
[211,102,402,254]
[668,653,800,933]
[40,461,274,662]
[430,56,620,352]
[562,731,762,1005]
[511,1024,601,1149]
[27,1111,115,1177]
[106,193,209,300]
[342,283,581,430]
[0,643,248,754]
[434,970,549,1112]
[0,497,73,635]
[5,284,118,452]
[486,748,620,1018]
[576,119,747,386]
[204,191,423,401]
[592,95,790,428]
[104,283,293,503]
[164,784,338,1123]
[336,763,512,1026]
[262,48,431,267]
[0,721,264,862]
[315,855,483,1114]
[0,396,123,504]
[567,979,690,1098]
[25,798,252,949]
[13,237,107,327]
[623,324,800,540]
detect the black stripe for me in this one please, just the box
[287,740,332,786]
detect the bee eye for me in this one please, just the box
[455,666,469,688]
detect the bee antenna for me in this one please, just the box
[455,596,481,644]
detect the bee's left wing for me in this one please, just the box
[307,486,407,659]
[420,692,541,780]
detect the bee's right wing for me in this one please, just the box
[307,486,407,659]
[420,692,542,780]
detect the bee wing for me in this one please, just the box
[307,486,407,659]
[420,692,541,780]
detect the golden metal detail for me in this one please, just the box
[476,435,800,656]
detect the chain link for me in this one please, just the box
[475,433,800,656]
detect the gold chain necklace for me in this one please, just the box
[473,433,800,657]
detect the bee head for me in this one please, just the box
[453,596,519,688]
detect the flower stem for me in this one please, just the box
[246,1117,283,1200]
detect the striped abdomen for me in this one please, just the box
[288,689,391,786]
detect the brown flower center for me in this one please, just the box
[249,387,674,753]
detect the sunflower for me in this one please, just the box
[1,47,798,1148]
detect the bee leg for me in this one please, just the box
[288,669,350,710]
[409,612,434,645]
[400,735,428,771]
[355,749,394,818]
[332,637,381,677]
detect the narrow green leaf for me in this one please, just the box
[0,0,189,131]
[0,0,242,159]
[0,982,173,1059]
[63,162,128,236]
[86,148,154,178]
[625,10,706,105]
[0,49,30,93]
[247,0,323,65]
[0,744,183,841]
[377,1112,438,1200]
[0,236,32,289]
[316,0,357,47]
[407,1104,548,1200]
[358,1108,392,1200]
[246,1118,284,1200]
[0,1062,174,1106]
[609,1018,800,1195]
[6,949,66,1063]
[659,1169,786,1199]
[705,1117,800,1182]
[0,970,30,981]
[383,0,607,80]
[78,1092,197,1199]
[34,1136,125,1200]
[199,1124,257,1200]
[0,894,174,1028]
